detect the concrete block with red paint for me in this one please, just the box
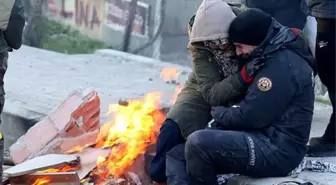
[9,88,101,164]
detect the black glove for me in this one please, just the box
[206,119,217,129]
[206,119,227,130]
[239,56,266,85]
[211,106,228,122]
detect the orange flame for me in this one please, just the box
[94,92,165,179]
[160,68,181,82]
[38,165,78,173]
[65,144,92,154]
[171,84,183,104]
[33,67,184,183]
[32,177,50,185]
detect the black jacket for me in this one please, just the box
[213,19,315,174]
[308,0,335,19]
[244,0,308,29]
[0,0,25,52]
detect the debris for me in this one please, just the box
[9,89,100,164]
[9,172,81,185]
[4,154,79,177]
[118,100,129,107]
[74,148,111,179]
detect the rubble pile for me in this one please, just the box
[3,68,183,185]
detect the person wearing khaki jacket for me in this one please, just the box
[150,1,265,184]
[0,0,25,181]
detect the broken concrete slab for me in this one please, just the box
[9,89,100,164]
[4,154,79,177]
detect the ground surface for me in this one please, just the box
[4,46,190,122]
[2,46,335,185]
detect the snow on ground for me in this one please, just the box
[4,46,190,122]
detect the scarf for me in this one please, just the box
[204,39,239,77]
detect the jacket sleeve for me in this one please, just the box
[4,0,25,50]
[215,57,296,129]
[190,46,246,106]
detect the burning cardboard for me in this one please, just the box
[6,67,184,185]
[8,172,81,185]
[4,154,79,177]
[10,89,101,164]
[74,148,111,180]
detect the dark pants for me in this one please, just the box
[183,130,292,185]
[315,18,335,141]
[166,144,188,185]
[150,119,185,183]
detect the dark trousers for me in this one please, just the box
[166,144,188,185]
[150,119,185,182]
[180,130,293,185]
[315,18,335,140]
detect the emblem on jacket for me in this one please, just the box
[257,77,272,91]
[318,41,328,48]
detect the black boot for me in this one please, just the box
[308,90,335,157]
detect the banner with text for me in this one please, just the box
[104,0,150,37]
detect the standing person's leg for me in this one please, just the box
[308,18,336,157]
[150,119,185,184]
[0,52,8,183]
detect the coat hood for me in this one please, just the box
[251,19,315,72]
[189,0,236,44]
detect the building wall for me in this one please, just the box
[159,0,199,65]
[41,0,243,62]
[44,0,157,56]
[159,0,244,66]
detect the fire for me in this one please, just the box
[32,177,50,185]
[66,144,92,154]
[38,165,78,173]
[32,67,184,183]
[160,67,183,104]
[160,67,181,82]
[94,92,165,179]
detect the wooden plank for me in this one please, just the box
[9,172,81,185]
[4,154,79,177]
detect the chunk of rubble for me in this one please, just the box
[9,88,101,164]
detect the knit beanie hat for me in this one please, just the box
[189,0,236,44]
[229,8,272,46]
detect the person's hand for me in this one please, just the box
[211,106,228,122]
[206,119,219,129]
[239,56,266,85]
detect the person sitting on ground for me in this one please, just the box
[150,1,264,184]
[169,9,315,185]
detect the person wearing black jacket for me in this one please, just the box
[306,0,336,157]
[182,9,315,184]
[244,0,307,29]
